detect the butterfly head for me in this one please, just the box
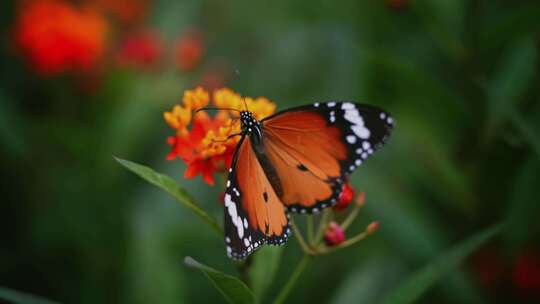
[240,111,261,135]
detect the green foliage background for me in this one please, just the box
[1,0,540,303]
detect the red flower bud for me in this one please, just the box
[366,221,380,235]
[355,191,366,207]
[334,183,354,211]
[324,221,345,246]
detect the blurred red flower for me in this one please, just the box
[116,30,162,69]
[13,0,108,75]
[176,31,204,72]
[386,0,408,10]
[199,69,227,91]
[471,247,507,288]
[334,182,355,211]
[324,222,346,246]
[514,250,540,296]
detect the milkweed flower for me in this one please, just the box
[13,0,108,75]
[324,221,346,246]
[164,87,276,185]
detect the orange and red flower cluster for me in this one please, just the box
[12,0,207,77]
[164,87,276,185]
[13,0,109,75]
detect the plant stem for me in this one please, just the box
[272,255,312,304]
[306,216,314,245]
[314,210,330,244]
[317,230,370,254]
[290,218,315,255]
[235,255,253,287]
[340,204,360,231]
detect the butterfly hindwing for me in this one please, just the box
[224,136,290,259]
[261,101,394,214]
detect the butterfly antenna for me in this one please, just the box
[196,107,241,113]
[242,97,248,111]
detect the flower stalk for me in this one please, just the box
[272,188,379,303]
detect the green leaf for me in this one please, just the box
[0,286,60,304]
[330,259,405,304]
[249,246,283,300]
[504,158,540,248]
[481,5,540,51]
[508,109,540,158]
[115,157,222,235]
[379,224,502,304]
[0,90,28,158]
[486,37,537,135]
[184,256,256,304]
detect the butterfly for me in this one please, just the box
[216,101,394,259]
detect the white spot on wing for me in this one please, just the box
[328,102,336,107]
[352,125,370,139]
[342,102,355,110]
[225,194,244,239]
[346,135,357,144]
[344,109,363,125]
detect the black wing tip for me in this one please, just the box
[226,239,264,260]
[226,225,291,260]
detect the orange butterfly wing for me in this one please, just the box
[224,136,290,259]
[261,102,394,213]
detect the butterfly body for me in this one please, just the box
[224,102,394,259]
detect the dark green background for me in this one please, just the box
[1,0,540,303]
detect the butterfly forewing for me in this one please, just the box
[261,101,394,213]
[224,136,290,259]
